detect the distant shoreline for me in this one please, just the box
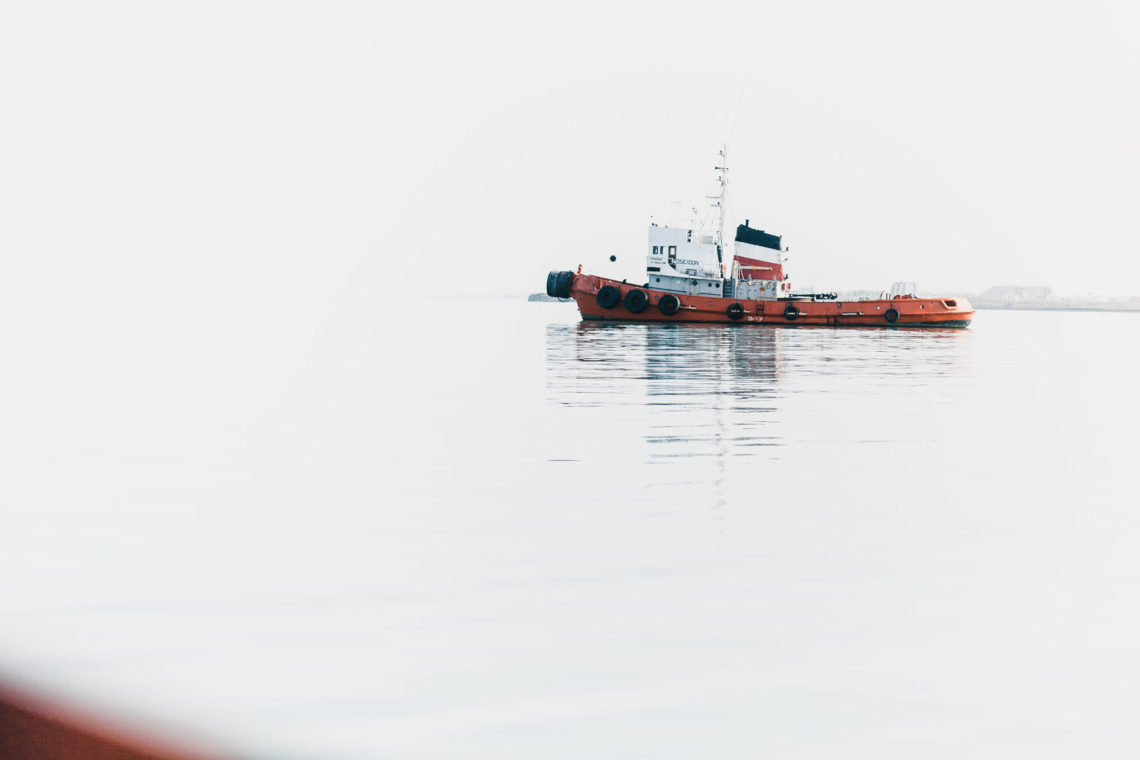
[975,304,1140,313]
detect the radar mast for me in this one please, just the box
[708,145,728,264]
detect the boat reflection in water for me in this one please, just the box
[544,319,972,510]
[544,322,784,510]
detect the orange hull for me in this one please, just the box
[569,274,973,328]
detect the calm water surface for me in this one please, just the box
[0,296,1136,758]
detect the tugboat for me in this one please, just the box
[545,148,973,328]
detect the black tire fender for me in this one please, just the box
[885,307,900,323]
[784,304,800,321]
[596,285,620,309]
[727,302,745,320]
[624,289,649,313]
[556,271,573,298]
[546,270,574,298]
[658,294,681,316]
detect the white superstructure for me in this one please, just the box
[644,146,791,299]
[645,224,726,296]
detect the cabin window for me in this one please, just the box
[668,246,676,256]
[652,246,659,255]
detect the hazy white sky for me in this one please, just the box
[2,1,1138,298]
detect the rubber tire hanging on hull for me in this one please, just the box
[596,285,620,309]
[885,308,900,323]
[727,303,745,321]
[624,289,649,313]
[784,304,800,321]
[658,294,681,316]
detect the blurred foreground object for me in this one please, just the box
[0,682,223,760]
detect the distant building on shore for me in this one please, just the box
[982,285,1052,301]
[973,286,1140,311]
[890,281,919,297]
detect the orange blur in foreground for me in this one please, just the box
[0,683,222,760]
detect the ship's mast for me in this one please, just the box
[716,145,728,248]
[708,145,728,263]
